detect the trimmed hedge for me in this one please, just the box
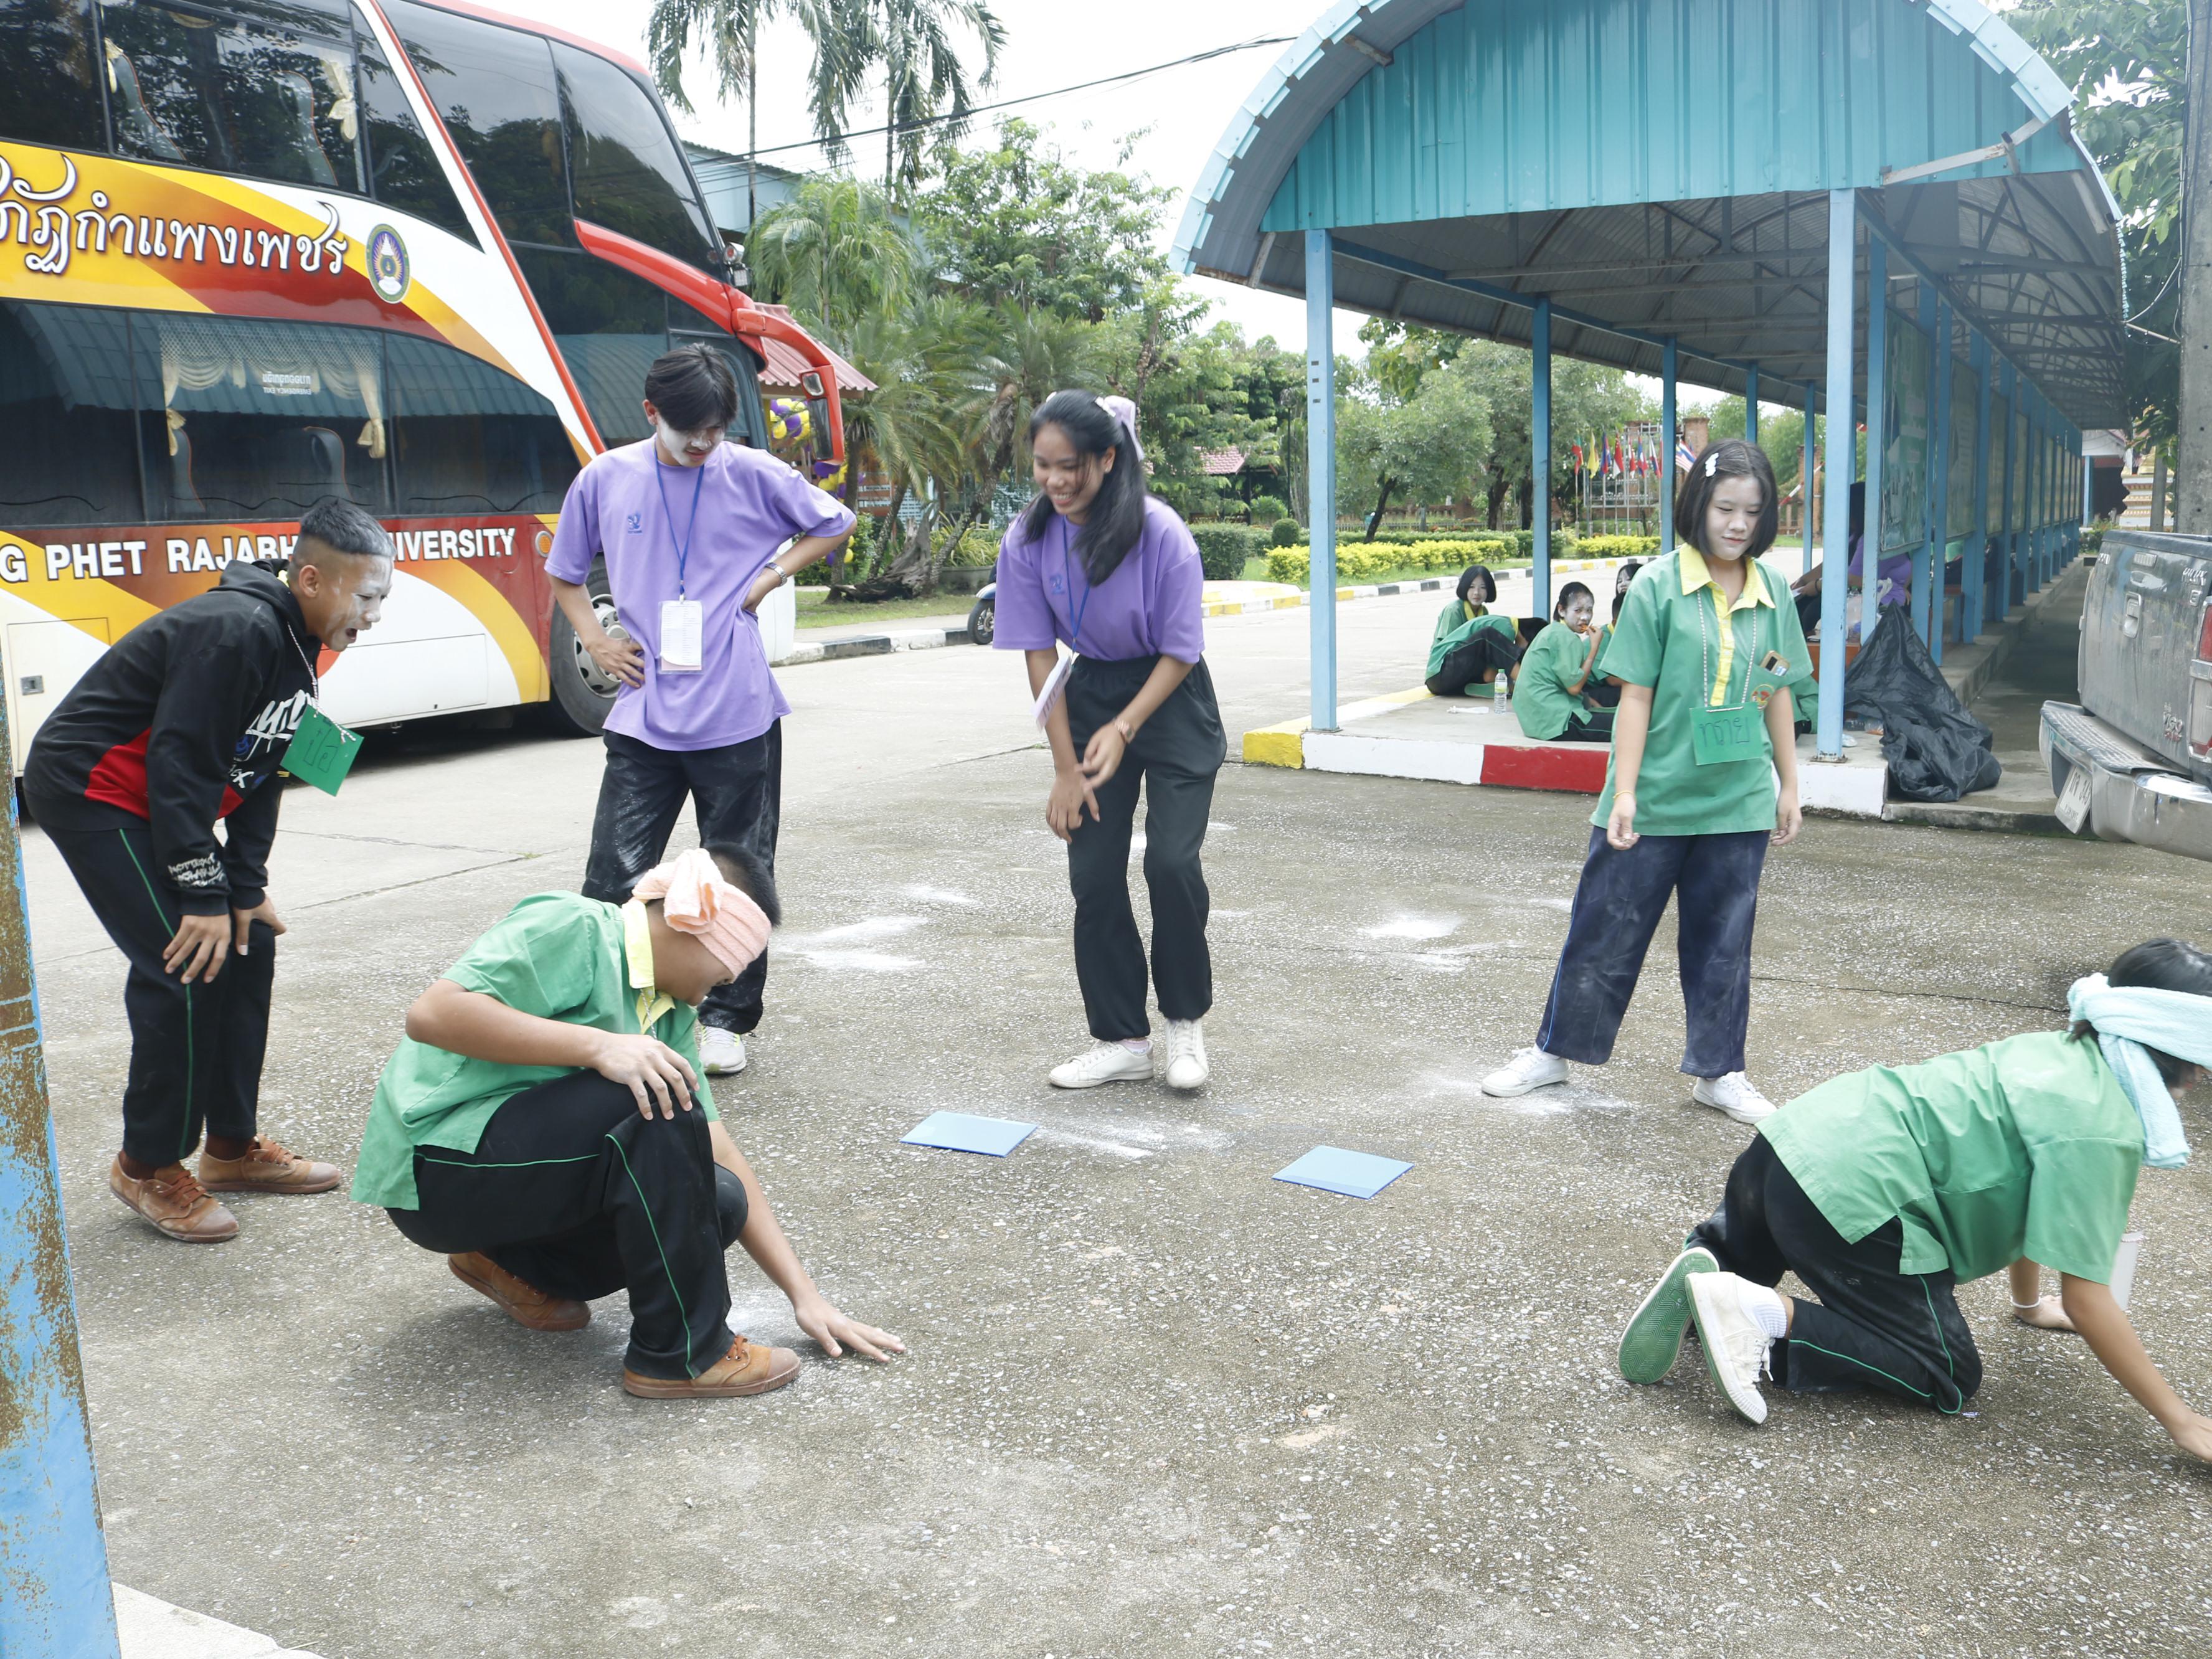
[1249,494,1289,524]
[1265,536,1518,585]
[1190,524,1256,580]
[1570,534,1662,559]
[1269,518,1302,547]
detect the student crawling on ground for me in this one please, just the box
[352,847,901,1399]
[1618,937,2212,1457]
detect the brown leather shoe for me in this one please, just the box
[110,1157,239,1242]
[196,1137,341,1194]
[448,1252,590,1332]
[622,1334,800,1399]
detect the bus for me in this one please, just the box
[0,0,848,760]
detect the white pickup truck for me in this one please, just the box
[2041,529,2212,858]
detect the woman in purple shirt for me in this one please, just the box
[994,391,1226,1092]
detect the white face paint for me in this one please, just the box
[1562,593,1595,630]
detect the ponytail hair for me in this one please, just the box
[1021,390,1149,585]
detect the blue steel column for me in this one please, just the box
[1861,239,1888,615]
[1532,298,1553,618]
[1304,229,1337,732]
[1926,296,1953,662]
[1913,285,1937,643]
[1997,359,2016,615]
[1744,362,1759,443]
[1802,384,1818,580]
[2025,389,2043,593]
[0,692,120,1655]
[1661,336,1678,551]
[1816,188,1855,758]
[1967,332,1992,642]
[2077,426,2090,552]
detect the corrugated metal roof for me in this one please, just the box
[1175,0,2124,426]
[743,303,877,394]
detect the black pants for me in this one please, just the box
[1690,1137,1980,1412]
[1424,630,1523,697]
[583,726,780,1034]
[1536,827,1768,1077]
[39,821,274,1167]
[1064,656,1227,1041]
[1554,711,1615,743]
[387,1073,748,1381]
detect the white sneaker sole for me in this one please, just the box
[704,1054,748,1077]
[1691,1087,1772,1125]
[1481,1067,1567,1099]
[1049,1061,1153,1090]
[1688,1276,1770,1425]
[1163,1062,1209,1091]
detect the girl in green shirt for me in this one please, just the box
[1425,564,1522,696]
[1513,582,1614,743]
[1617,938,2212,1460]
[1483,442,1810,1123]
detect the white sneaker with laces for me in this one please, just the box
[1049,1042,1155,1090]
[1480,1047,1569,1098]
[1688,1272,1778,1425]
[1692,1071,1776,1123]
[1160,1020,1209,1090]
[697,1027,747,1077]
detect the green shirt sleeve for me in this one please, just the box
[663,1006,720,1122]
[2021,1138,2141,1282]
[1595,569,1666,687]
[443,897,598,1021]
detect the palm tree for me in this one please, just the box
[968,300,1102,487]
[745,176,917,343]
[834,294,980,586]
[871,0,1005,200]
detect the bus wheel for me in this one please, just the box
[549,559,623,735]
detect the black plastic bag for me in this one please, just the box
[1841,607,2002,801]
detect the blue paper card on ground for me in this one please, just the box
[902,1112,1037,1158]
[1273,1145,1412,1199]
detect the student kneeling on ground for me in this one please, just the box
[1514,581,1614,744]
[352,848,900,1399]
[1425,564,1522,696]
[1618,937,2212,1456]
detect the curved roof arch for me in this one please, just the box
[1175,0,2124,424]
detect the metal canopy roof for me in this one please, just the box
[1175,0,2125,425]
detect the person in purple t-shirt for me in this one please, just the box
[547,346,856,1078]
[994,390,1227,1093]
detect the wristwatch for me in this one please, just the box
[767,559,789,584]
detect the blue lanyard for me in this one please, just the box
[653,455,707,599]
[1059,517,1093,651]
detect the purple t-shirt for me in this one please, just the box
[546,440,855,750]
[991,496,1206,663]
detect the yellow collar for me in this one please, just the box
[1677,546,1771,612]
[622,899,676,1032]
[1462,600,1486,620]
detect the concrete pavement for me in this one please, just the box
[31,584,2212,1658]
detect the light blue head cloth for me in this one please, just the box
[2066,974,2212,1170]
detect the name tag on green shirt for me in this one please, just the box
[283,702,362,795]
[1690,702,1765,765]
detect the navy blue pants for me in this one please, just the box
[1536,826,1769,1077]
[1690,1136,1980,1412]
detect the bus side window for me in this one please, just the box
[554,41,719,267]
[98,2,362,193]
[353,21,475,245]
[386,332,579,517]
[511,246,667,448]
[131,311,390,520]
[0,302,141,527]
[0,0,106,151]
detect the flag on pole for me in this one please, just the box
[1571,441,1585,471]
[1676,438,1696,471]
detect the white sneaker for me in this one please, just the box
[1688,1272,1777,1425]
[1692,1071,1775,1123]
[1481,1047,1568,1097]
[1049,1042,1154,1090]
[698,1027,747,1077]
[1160,1020,1209,1090]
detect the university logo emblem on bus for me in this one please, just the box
[367,226,410,303]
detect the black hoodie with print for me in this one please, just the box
[24,560,321,916]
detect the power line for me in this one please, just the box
[732,35,1293,163]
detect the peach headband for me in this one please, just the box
[631,849,771,977]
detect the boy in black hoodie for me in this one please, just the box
[26,496,393,1242]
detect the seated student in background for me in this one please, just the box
[1426,564,1522,696]
[1617,937,2212,1456]
[352,848,901,1400]
[1514,582,1614,744]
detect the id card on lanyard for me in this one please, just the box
[278,630,361,794]
[656,458,707,674]
[1690,580,1768,767]
[1034,519,1095,728]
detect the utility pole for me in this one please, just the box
[2179,0,2212,531]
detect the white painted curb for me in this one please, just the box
[115,1584,324,1659]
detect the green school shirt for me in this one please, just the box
[1759,1031,2142,1284]
[351,892,719,1210]
[1590,549,1811,836]
[1427,601,1518,679]
[1514,620,1604,741]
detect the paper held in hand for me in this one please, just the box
[1033,650,1075,729]
[282,702,362,796]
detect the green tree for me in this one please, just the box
[910,119,1173,321]
[646,0,838,230]
[855,0,1007,200]
[834,293,980,585]
[745,175,917,343]
[2009,0,2185,441]
[1335,359,1495,537]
